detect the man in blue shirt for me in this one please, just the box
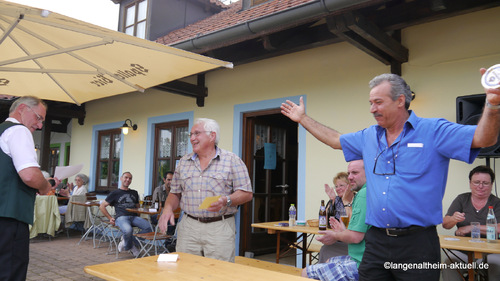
[281,70,500,280]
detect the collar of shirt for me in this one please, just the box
[374,110,416,146]
[6,117,20,124]
[190,146,221,161]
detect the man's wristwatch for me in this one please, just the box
[345,203,352,208]
[226,195,232,207]
[486,100,500,110]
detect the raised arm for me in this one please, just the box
[281,96,342,149]
[472,68,500,148]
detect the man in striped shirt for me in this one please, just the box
[159,118,252,262]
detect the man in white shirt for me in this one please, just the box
[0,96,58,280]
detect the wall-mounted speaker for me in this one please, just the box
[456,93,500,158]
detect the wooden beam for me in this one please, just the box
[327,15,393,65]
[154,74,208,107]
[343,12,408,63]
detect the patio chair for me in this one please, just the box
[133,209,180,258]
[99,221,123,259]
[133,223,171,258]
[64,195,87,234]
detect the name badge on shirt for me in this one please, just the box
[407,143,423,148]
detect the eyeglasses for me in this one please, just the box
[373,127,406,176]
[471,181,492,187]
[189,131,211,137]
[26,106,44,123]
[373,147,396,176]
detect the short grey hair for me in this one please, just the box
[9,96,47,114]
[195,118,220,146]
[369,74,412,109]
[75,173,89,185]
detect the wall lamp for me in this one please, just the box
[121,119,137,135]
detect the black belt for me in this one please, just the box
[186,214,234,223]
[374,225,431,237]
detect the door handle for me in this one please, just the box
[276,184,289,194]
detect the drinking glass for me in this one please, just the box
[341,215,350,228]
[471,222,481,242]
[139,194,144,209]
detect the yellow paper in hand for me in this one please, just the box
[198,195,221,209]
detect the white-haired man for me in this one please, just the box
[0,96,58,280]
[159,118,253,262]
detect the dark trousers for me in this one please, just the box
[0,217,30,281]
[359,226,441,281]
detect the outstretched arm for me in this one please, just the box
[281,96,342,149]
[472,68,500,148]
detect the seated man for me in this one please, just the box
[152,171,172,206]
[150,171,173,229]
[99,172,152,257]
[303,160,369,281]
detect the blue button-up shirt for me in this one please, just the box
[340,111,479,228]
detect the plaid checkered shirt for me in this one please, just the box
[171,146,252,217]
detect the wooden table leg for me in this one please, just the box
[467,252,474,281]
[301,233,307,268]
[276,231,281,264]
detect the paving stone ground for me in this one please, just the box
[27,230,135,281]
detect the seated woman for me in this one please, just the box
[58,173,89,214]
[325,172,354,220]
[442,165,500,281]
[318,172,354,263]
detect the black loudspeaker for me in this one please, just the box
[456,94,500,158]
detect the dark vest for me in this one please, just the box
[0,121,37,225]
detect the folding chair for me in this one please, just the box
[133,223,171,258]
[133,209,179,258]
[97,207,125,259]
[99,221,123,259]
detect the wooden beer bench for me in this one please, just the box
[234,256,302,275]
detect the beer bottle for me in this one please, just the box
[325,200,335,229]
[319,200,327,230]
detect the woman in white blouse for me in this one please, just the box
[59,174,89,214]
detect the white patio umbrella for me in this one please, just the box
[0,0,232,105]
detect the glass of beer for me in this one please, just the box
[341,215,350,228]
[139,194,144,209]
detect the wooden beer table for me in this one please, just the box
[251,221,320,268]
[126,207,161,230]
[440,234,500,281]
[84,252,309,280]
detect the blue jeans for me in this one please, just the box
[115,216,152,251]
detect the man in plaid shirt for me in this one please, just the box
[159,118,252,262]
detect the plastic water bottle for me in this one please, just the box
[487,206,497,242]
[288,204,296,227]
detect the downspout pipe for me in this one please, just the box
[171,0,378,51]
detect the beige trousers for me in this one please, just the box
[177,215,236,262]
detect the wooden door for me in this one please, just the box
[240,109,298,255]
